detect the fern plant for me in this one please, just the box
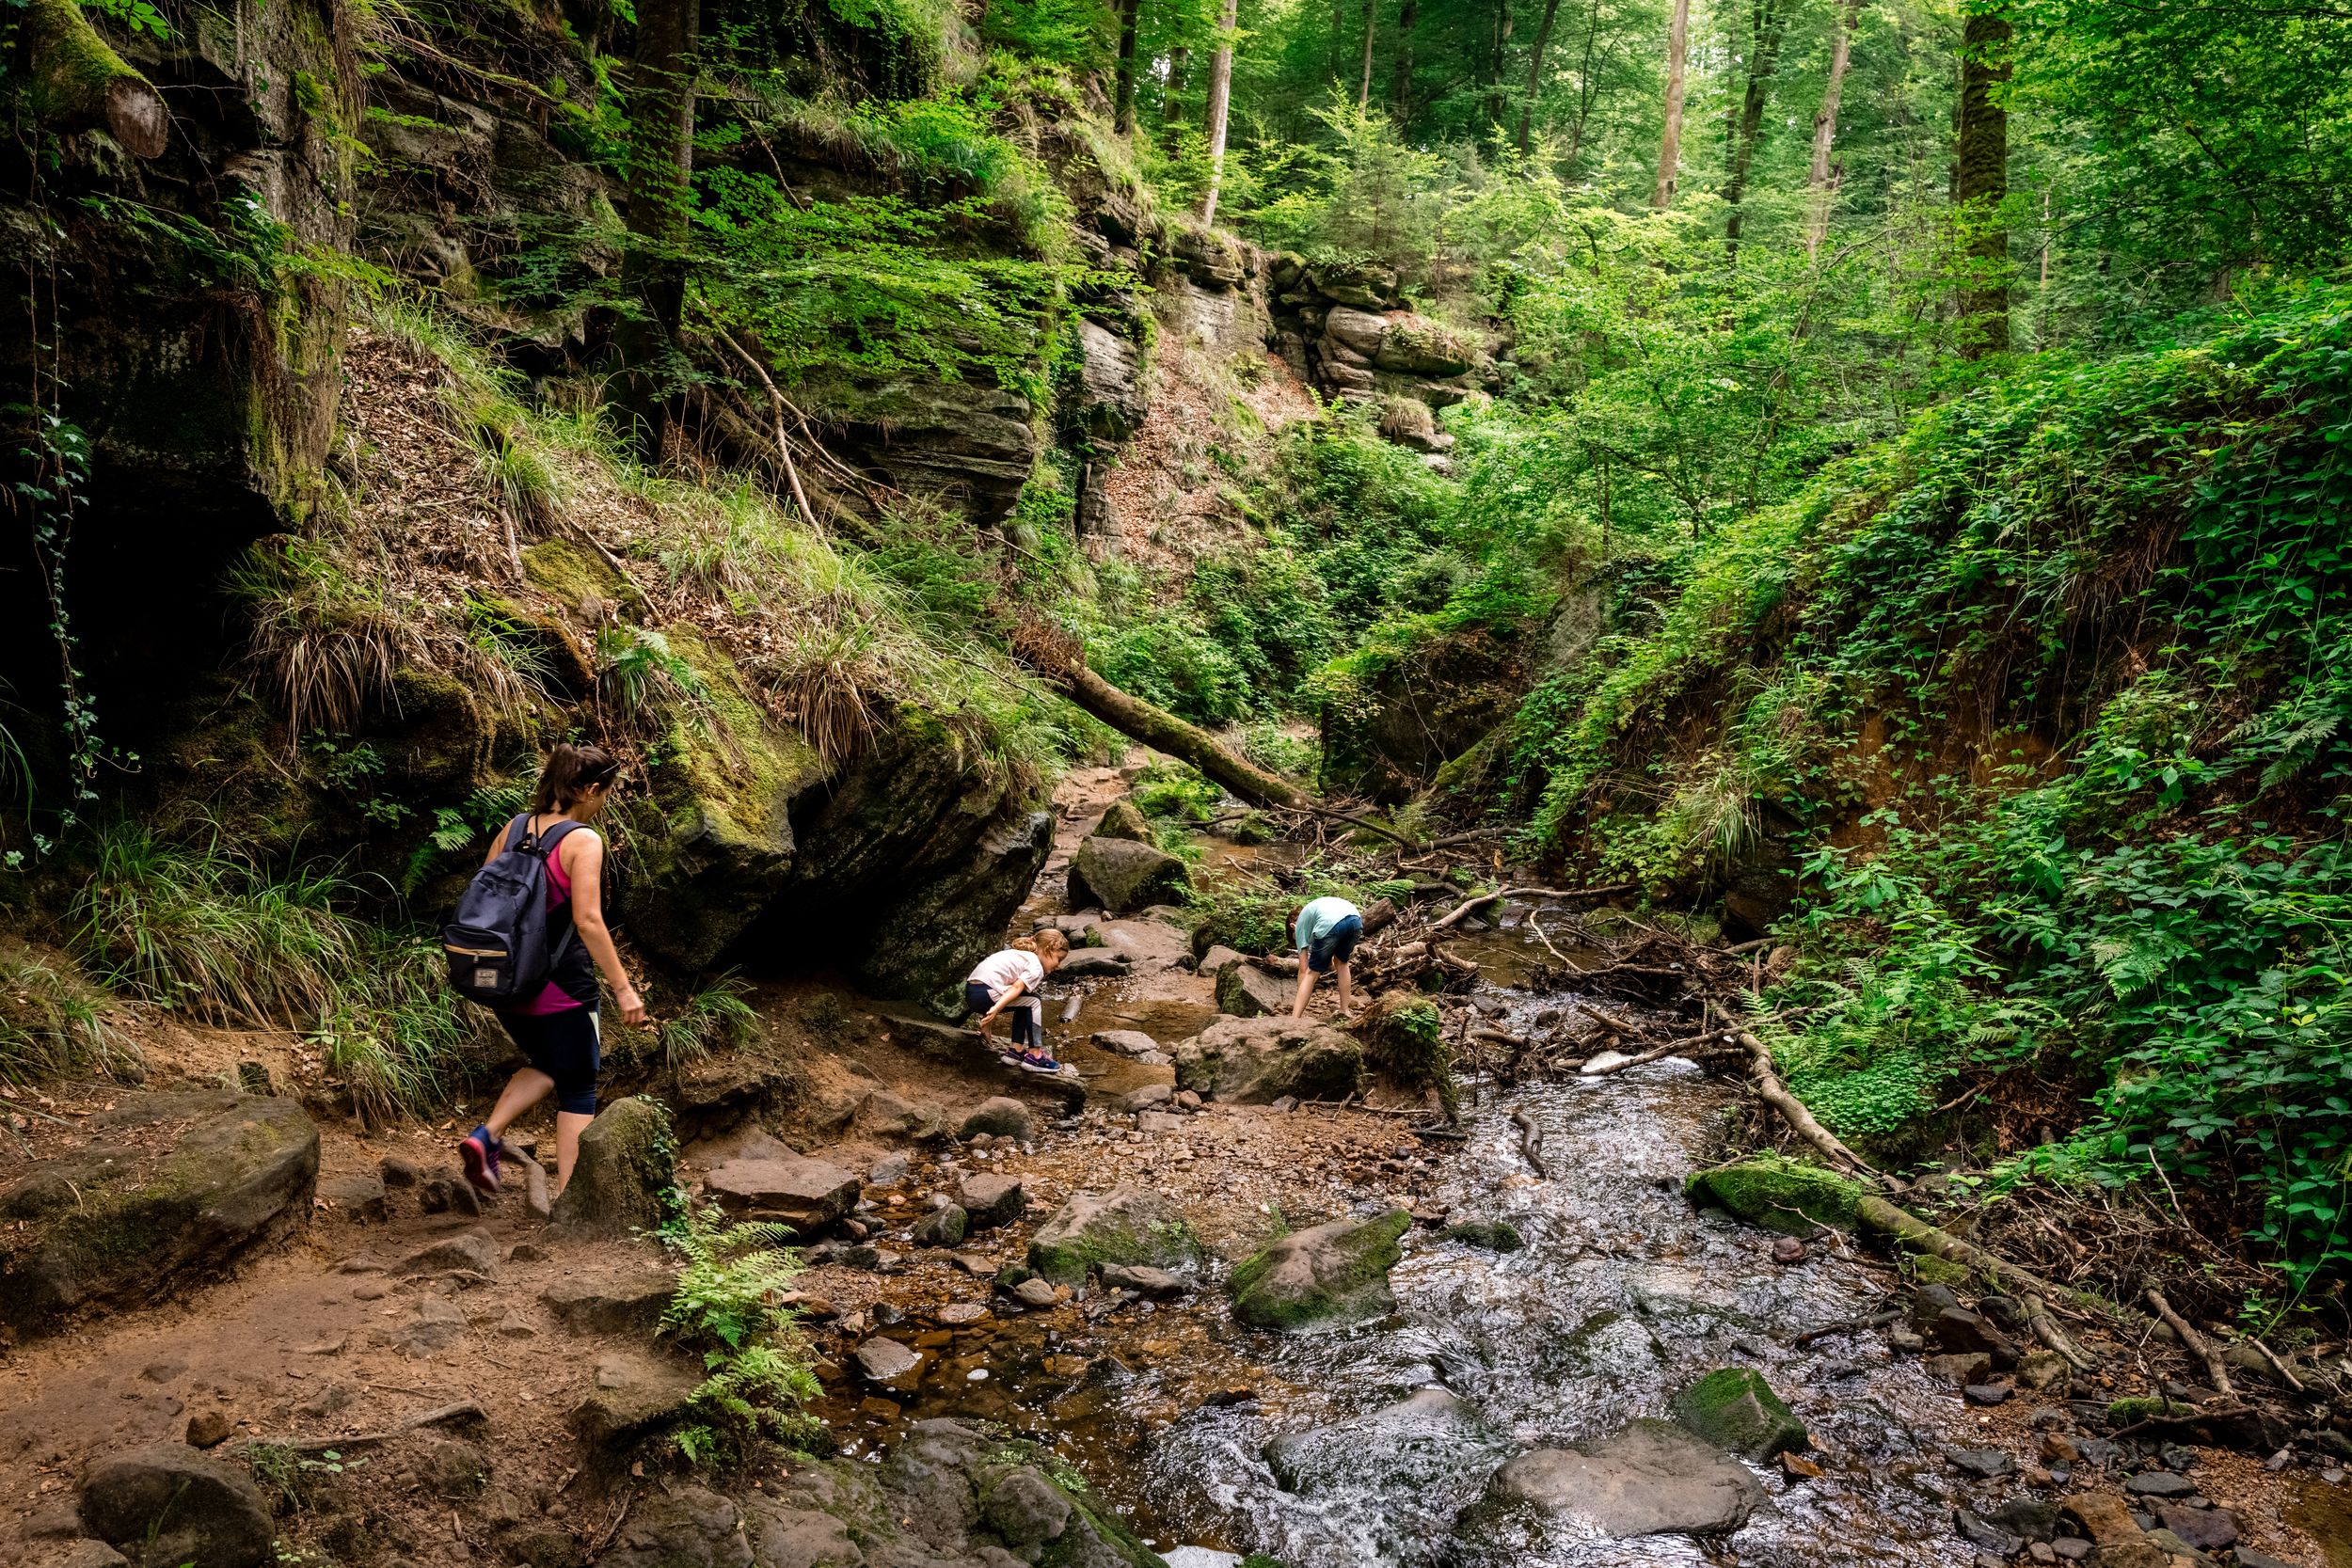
[659,1202,822,1470]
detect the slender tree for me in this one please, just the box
[1168,45,1191,122]
[1517,0,1565,152]
[1562,0,1607,171]
[1955,0,2011,354]
[1721,0,1795,253]
[1392,0,1420,119]
[1115,0,1142,133]
[1651,0,1691,208]
[613,0,702,448]
[1486,0,1515,124]
[1201,0,1239,223]
[1804,0,1860,258]
[1358,0,1378,110]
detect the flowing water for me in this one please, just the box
[823,935,1981,1566]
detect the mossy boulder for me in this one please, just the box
[0,1091,318,1335]
[550,1097,675,1238]
[1684,1154,1863,1236]
[1443,1218,1525,1252]
[1231,1208,1410,1331]
[1066,833,1189,915]
[1094,798,1155,843]
[1025,1184,1202,1286]
[1669,1368,1807,1462]
[1173,1016,1363,1103]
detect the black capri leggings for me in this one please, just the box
[965,981,1041,1049]
[498,1006,602,1115]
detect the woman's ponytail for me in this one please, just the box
[533,742,622,812]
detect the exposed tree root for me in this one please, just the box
[2146,1286,2235,1397]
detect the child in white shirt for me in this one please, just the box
[965,929,1071,1073]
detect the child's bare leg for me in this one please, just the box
[484,1068,554,1141]
[1334,959,1354,1014]
[1290,961,1316,1020]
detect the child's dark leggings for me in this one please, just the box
[964,980,1041,1049]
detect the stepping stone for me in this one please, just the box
[852,1338,921,1382]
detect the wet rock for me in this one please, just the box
[1099,1263,1187,1297]
[959,1173,1026,1229]
[1441,1218,1524,1251]
[1009,1277,1059,1308]
[1966,1382,2015,1405]
[548,1098,675,1239]
[1058,946,1131,978]
[1956,1509,2022,1556]
[1065,835,1188,915]
[2122,1470,2195,1498]
[402,1228,500,1278]
[1231,1208,1409,1331]
[706,1155,861,1231]
[960,1097,1034,1142]
[1091,1029,1162,1056]
[2018,1349,2073,1390]
[319,1171,388,1221]
[1214,961,1296,1019]
[1670,1368,1808,1461]
[0,1092,319,1335]
[1949,1447,2019,1479]
[1477,1419,1766,1538]
[1929,1352,1995,1386]
[81,1444,274,1568]
[937,1302,990,1325]
[1172,1016,1364,1103]
[540,1269,677,1335]
[1927,1307,2023,1368]
[853,1338,922,1382]
[568,1353,701,1447]
[1683,1154,1862,1236]
[1264,1386,1501,1498]
[596,1484,752,1568]
[912,1203,968,1247]
[1026,1184,1202,1285]
[1989,1497,2061,1541]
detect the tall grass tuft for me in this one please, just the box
[0,942,141,1085]
[658,972,764,1071]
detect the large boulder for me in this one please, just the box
[542,1269,679,1335]
[1670,1368,1807,1461]
[81,1444,274,1568]
[705,1155,861,1232]
[0,1092,318,1334]
[1065,834,1188,916]
[1373,314,1475,377]
[1172,1016,1363,1104]
[1473,1419,1766,1539]
[1093,798,1155,844]
[549,1097,676,1238]
[1026,1185,1201,1286]
[1231,1208,1409,1331]
[1684,1154,1864,1236]
[1214,960,1295,1018]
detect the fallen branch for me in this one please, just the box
[707,319,821,532]
[2021,1293,2100,1371]
[2240,1335,2305,1394]
[1511,1105,1552,1180]
[1854,1196,2129,1328]
[1579,1002,1643,1037]
[2109,1405,2254,1442]
[1469,1026,1527,1048]
[2146,1287,2235,1397]
[1739,1031,1882,1182]
[1431,883,1634,932]
[1581,1032,1729,1076]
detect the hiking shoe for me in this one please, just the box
[459,1125,501,1195]
[1017,1053,1063,1076]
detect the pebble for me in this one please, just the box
[1772,1237,1806,1264]
[2122,1470,2195,1498]
[1963,1383,2013,1405]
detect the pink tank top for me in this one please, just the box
[513,820,590,1016]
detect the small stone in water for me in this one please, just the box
[966,1368,989,1381]
[1964,1383,2013,1405]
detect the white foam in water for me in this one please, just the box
[1158,1550,1244,1568]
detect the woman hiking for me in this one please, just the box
[457,743,646,1199]
[966,930,1071,1073]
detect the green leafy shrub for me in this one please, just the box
[660,1203,823,1469]
[1132,761,1222,821]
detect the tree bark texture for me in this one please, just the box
[1721,0,1793,254]
[1200,0,1238,224]
[24,0,167,158]
[612,0,702,450]
[1021,641,1310,811]
[1168,45,1190,122]
[1955,3,2011,355]
[1115,0,1142,133]
[1516,0,1564,153]
[1650,0,1691,208]
[1358,0,1377,111]
[1804,0,1859,258]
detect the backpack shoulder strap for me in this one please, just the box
[538,820,586,862]
[501,814,532,854]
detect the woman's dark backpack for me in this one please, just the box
[442,817,582,1006]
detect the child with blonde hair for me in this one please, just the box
[966,929,1071,1074]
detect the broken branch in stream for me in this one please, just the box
[1511,1105,1553,1179]
[1580,1031,1735,1075]
[1431,883,1635,931]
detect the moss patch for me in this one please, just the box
[1670,1367,1807,1461]
[1684,1154,1864,1236]
[522,537,630,612]
[1230,1208,1409,1331]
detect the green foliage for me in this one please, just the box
[1132,760,1222,822]
[660,1202,823,1470]
[658,972,763,1070]
[0,942,138,1085]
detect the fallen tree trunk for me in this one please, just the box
[25,0,168,157]
[1017,631,1309,811]
[1738,1030,1882,1182]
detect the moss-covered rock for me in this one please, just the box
[1094,798,1155,844]
[1684,1154,1863,1236]
[0,1091,318,1335]
[549,1096,675,1238]
[1066,833,1189,915]
[1442,1218,1525,1252]
[1025,1184,1201,1286]
[1669,1368,1807,1461]
[1354,989,1455,1114]
[1231,1208,1410,1331]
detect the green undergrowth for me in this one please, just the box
[1512,284,2352,1289]
[658,1201,825,1470]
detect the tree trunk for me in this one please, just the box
[1358,0,1377,111]
[1486,0,1515,124]
[1954,2,2011,355]
[24,0,167,157]
[1115,0,1142,134]
[1200,0,1238,224]
[1515,0,1563,153]
[1027,649,1311,811]
[1391,0,1418,119]
[612,0,702,451]
[1563,0,1603,171]
[1168,45,1190,123]
[1650,0,1691,208]
[1720,0,1791,256]
[1804,0,1858,258]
